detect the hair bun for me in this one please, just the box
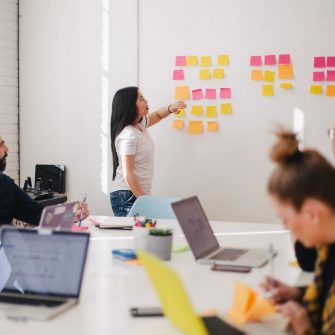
[270,129,300,164]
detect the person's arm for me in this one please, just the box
[147,101,186,127]
[12,180,43,226]
[121,155,145,197]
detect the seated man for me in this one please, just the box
[0,135,88,226]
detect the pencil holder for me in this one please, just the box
[146,229,173,261]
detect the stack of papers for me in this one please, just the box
[89,216,144,230]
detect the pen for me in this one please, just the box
[79,194,87,227]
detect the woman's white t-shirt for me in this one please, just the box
[111,116,154,195]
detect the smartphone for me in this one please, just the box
[130,307,163,317]
[211,264,251,273]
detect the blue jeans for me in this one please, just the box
[110,190,136,217]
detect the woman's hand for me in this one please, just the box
[73,201,89,223]
[277,301,311,335]
[261,276,302,304]
[170,101,187,113]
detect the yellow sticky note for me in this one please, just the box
[188,121,203,134]
[172,119,184,129]
[278,64,293,79]
[227,282,275,325]
[217,54,229,66]
[175,86,189,100]
[326,85,335,97]
[206,106,217,117]
[186,56,198,66]
[251,70,263,81]
[138,251,208,335]
[191,105,203,116]
[262,85,274,96]
[221,103,232,115]
[207,121,219,132]
[200,56,212,67]
[199,69,211,80]
[310,85,322,95]
[280,82,293,89]
[174,109,185,117]
[212,68,224,79]
[263,70,275,83]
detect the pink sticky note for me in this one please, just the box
[278,54,291,64]
[264,54,276,65]
[175,56,186,66]
[173,69,184,80]
[327,70,335,81]
[205,88,216,99]
[327,57,335,67]
[314,56,326,68]
[250,56,262,66]
[313,71,325,82]
[192,89,203,100]
[220,88,231,99]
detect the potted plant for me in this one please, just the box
[146,228,173,261]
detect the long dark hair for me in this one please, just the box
[110,86,138,180]
[268,128,335,211]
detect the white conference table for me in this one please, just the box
[0,217,313,335]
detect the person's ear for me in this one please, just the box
[301,198,324,225]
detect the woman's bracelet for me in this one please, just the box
[168,104,174,113]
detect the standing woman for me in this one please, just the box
[263,129,335,335]
[110,87,186,216]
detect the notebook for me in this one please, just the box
[0,227,89,321]
[171,196,274,268]
[39,201,79,230]
[138,250,246,335]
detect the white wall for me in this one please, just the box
[0,0,18,182]
[19,0,335,221]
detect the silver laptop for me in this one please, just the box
[0,227,89,320]
[171,196,274,268]
[39,201,79,230]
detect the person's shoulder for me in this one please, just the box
[118,126,137,139]
[0,172,13,184]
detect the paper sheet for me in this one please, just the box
[314,56,326,68]
[175,56,186,66]
[327,56,335,67]
[188,121,203,134]
[186,55,198,66]
[206,106,217,117]
[263,70,275,83]
[250,55,262,66]
[221,103,232,115]
[251,69,263,81]
[217,54,229,66]
[191,105,203,116]
[326,85,335,97]
[192,89,204,100]
[309,85,322,94]
[280,82,293,89]
[278,64,293,79]
[313,71,325,82]
[278,54,291,65]
[213,68,224,79]
[172,119,184,129]
[205,88,216,99]
[173,69,184,80]
[220,87,231,99]
[264,54,276,65]
[200,56,212,67]
[207,121,219,132]
[262,85,274,96]
[199,69,211,80]
[174,109,185,117]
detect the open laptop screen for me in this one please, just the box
[171,196,220,260]
[0,229,89,298]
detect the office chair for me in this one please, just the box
[128,195,180,219]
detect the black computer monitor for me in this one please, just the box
[35,164,66,193]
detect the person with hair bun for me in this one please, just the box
[262,129,335,335]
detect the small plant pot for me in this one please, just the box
[146,234,173,261]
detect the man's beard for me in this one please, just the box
[0,154,7,172]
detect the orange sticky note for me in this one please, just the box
[221,103,232,115]
[172,119,184,129]
[217,54,229,66]
[310,85,322,95]
[191,105,203,116]
[227,282,275,325]
[175,86,190,100]
[212,68,224,79]
[188,121,203,134]
[251,70,263,81]
[278,64,293,79]
[326,85,335,97]
[262,85,274,96]
[186,56,198,66]
[206,106,217,117]
[207,121,219,132]
[200,56,212,67]
[199,69,211,80]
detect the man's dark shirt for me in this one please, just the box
[0,172,42,226]
[295,240,317,272]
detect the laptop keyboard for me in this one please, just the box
[210,248,248,261]
[0,295,66,307]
